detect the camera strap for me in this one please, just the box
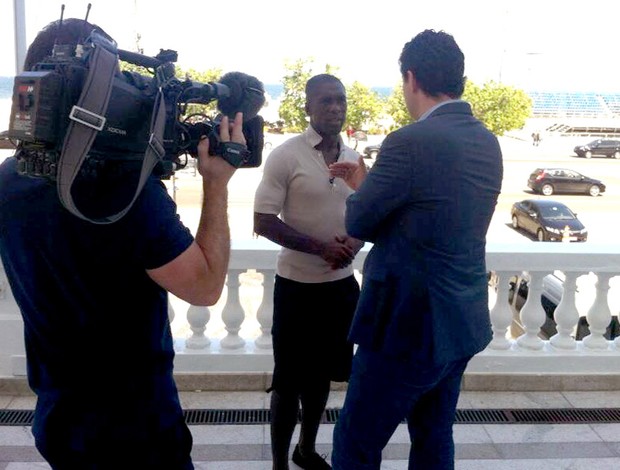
[56,44,167,225]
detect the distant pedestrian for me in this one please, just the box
[532,132,541,146]
[346,124,355,144]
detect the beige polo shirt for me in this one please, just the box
[254,125,360,283]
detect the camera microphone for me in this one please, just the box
[216,72,266,121]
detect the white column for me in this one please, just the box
[549,272,581,350]
[13,0,27,74]
[516,271,546,350]
[185,305,211,350]
[220,270,246,349]
[488,271,512,350]
[255,269,274,349]
[583,272,613,350]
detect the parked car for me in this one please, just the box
[510,199,587,242]
[527,168,605,197]
[573,139,620,159]
[362,144,380,160]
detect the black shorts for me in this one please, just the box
[270,274,360,394]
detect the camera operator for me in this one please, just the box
[0,18,244,469]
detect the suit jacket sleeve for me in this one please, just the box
[345,133,413,242]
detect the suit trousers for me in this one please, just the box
[332,346,471,470]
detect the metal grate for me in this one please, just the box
[2,408,620,426]
[0,409,34,426]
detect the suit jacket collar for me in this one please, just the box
[422,100,472,120]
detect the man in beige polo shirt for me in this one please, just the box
[254,74,363,470]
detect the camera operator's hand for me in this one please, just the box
[197,112,246,184]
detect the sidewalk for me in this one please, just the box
[2,390,620,469]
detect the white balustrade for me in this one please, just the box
[1,240,620,379]
[549,272,582,350]
[220,269,246,349]
[255,269,274,349]
[583,272,614,350]
[488,271,512,350]
[516,271,547,350]
[185,305,211,350]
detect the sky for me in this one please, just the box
[1,0,619,92]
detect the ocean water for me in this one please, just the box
[0,76,392,101]
[0,76,392,128]
[0,77,12,99]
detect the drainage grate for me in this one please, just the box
[2,408,620,426]
[184,409,271,425]
[0,409,34,426]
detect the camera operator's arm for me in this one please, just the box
[147,113,243,306]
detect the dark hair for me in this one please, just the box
[305,74,344,100]
[399,29,466,99]
[24,18,112,71]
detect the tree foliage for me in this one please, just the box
[385,83,410,130]
[278,58,341,133]
[463,80,532,136]
[345,81,384,131]
[121,55,532,137]
[278,58,312,132]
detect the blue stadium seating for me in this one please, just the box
[528,91,620,117]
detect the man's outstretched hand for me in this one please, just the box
[329,155,367,191]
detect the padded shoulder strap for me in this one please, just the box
[56,45,166,224]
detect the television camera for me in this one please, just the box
[7,22,266,223]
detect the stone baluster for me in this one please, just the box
[488,271,513,350]
[549,272,582,350]
[255,269,274,349]
[583,272,613,350]
[168,299,175,324]
[185,304,211,349]
[0,270,26,376]
[221,269,246,349]
[516,271,546,350]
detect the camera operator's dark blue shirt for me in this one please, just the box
[0,156,194,461]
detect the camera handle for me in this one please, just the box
[56,44,167,225]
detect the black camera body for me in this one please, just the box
[8,31,265,182]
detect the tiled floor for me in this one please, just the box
[1,390,620,469]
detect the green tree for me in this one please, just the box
[345,81,384,131]
[383,80,532,136]
[463,81,532,136]
[278,58,340,133]
[385,83,410,130]
[278,58,313,132]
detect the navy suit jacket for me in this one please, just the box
[346,101,503,365]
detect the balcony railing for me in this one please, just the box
[1,240,619,384]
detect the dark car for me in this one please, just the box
[573,139,620,159]
[510,199,587,242]
[362,144,380,160]
[527,168,605,197]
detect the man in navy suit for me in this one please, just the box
[329,30,503,469]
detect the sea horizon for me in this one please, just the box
[0,76,393,101]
